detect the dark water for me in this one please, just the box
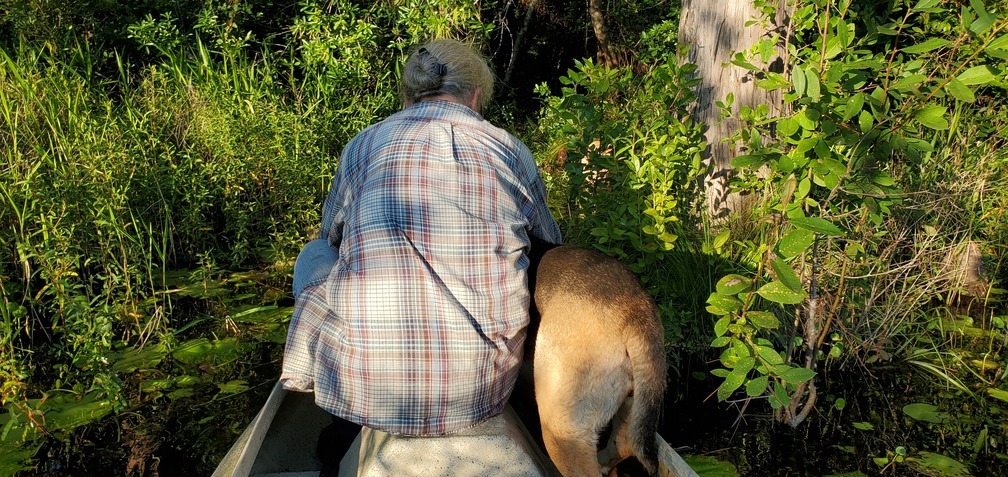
[660,353,1005,476]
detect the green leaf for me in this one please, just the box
[757,280,807,304]
[172,338,214,364]
[714,316,731,337]
[871,171,896,187]
[915,452,970,477]
[680,456,738,477]
[718,367,748,401]
[852,421,875,431]
[748,311,781,330]
[746,376,769,397]
[944,78,976,103]
[957,65,997,86]
[770,257,803,292]
[912,0,941,10]
[902,403,948,423]
[806,68,821,100]
[858,109,874,134]
[706,303,729,316]
[711,336,731,347]
[731,154,763,168]
[755,345,784,365]
[987,33,1008,59]
[987,387,1008,403]
[915,104,949,130]
[969,0,995,34]
[218,379,250,395]
[733,356,756,373]
[716,274,752,295]
[842,93,865,121]
[778,117,799,137]
[779,366,817,384]
[793,64,807,97]
[771,382,789,409]
[708,292,743,314]
[791,216,844,236]
[901,37,948,54]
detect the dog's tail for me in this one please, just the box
[621,305,667,474]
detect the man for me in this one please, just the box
[281,38,562,462]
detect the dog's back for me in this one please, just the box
[531,245,666,476]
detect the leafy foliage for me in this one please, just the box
[705,0,1008,432]
[533,53,706,281]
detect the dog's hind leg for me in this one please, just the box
[535,338,630,476]
[597,395,637,475]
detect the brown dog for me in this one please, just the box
[528,244,667,476]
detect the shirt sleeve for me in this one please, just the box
[517,144,563,244]
[319,157,347,248]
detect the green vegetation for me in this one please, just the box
[1,0,1006,475]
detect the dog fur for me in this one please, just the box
[528,244,667,476]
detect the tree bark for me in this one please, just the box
[504,0,539,85]
[588,0,614,67]
[678,0,789,218]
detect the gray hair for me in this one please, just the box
[401,39,494,111]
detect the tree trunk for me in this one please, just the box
[678,0,789,218]
[504,0,539,85]
[588,0,614,67]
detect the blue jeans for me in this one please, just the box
[293,238,339,296]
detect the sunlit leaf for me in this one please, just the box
[944,78,975,103]
[987,388,1008,403]
[791,216,844,236]
[748,311,781,330]
[755,344,784,365]
[731,154,763,168]
[969,0,995,34]
[858,109,874,133]
[708,293,743,314]
[915,104,949,130]
[110,342,169,373]
[780,366,817,384]
[758,280,807,304]
[711,336,731,347]
[40,393,113,432]
[718,367,748,401]
[852,421,875,430]
[987,33,1008,59]
[681,455,739,477]
[732,356,755,374]
[902,403,948,423]
[217,379,250,395]
[914,452,969,477]
[714,316,731,337]
[746,376,769,397]
[842,93,865,121]
[173,338,213,364]
[716,274,752,295]
[957,65,997,86]
[806,67,821,100]
[901,38,948,54]
[770,257,803,292]
[793,64,807,97]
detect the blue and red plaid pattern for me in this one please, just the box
[281,100,562,436]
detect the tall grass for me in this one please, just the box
[0,36,337,423]
[1,1,496,473]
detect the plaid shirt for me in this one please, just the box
[281,100,562,436]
